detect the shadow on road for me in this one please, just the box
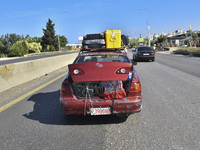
[23,90,127,125]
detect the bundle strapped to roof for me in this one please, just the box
[79,48,127,54]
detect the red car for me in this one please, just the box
[60,49,142,117]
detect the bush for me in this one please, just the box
[173,47,200,57]
[0,53,7,58]
[49,45,55,51]
[10,40,29,56]
[28,42,42,53]
[65,46,72,51]
[177,47,200,52]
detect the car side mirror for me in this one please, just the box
[132,61,137,65]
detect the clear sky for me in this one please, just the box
[0,0,199,44]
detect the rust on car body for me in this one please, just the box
[60,48,142,117]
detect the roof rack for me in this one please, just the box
[79,48,127,54]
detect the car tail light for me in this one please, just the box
[116,67,130,74]
[71,68,84,75]
[138,53,142,56]
[150,53,155,55]
[130,82,141,91]
[60,80,73,97]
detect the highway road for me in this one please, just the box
[0,49,200,150]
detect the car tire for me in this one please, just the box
[116,113,130,118]
[152,58,155,62]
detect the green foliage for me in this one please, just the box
[42,44,55,52]
[0,34,25,55]
[10,40,29,56]
[173,48,200,57]
[0,18,69,56]
[55,35,68,50]
[0,40,6,54]
[157,35,166,44]
[191,32,199,46]
[41,18,56,52]
[8,34,23,45]
[65,46,72,50]
[130,39,138,47]
[26,36,41,43]
[28,42,42,53]
[49,45,55,51]
[130,38,148,47]
[185,32,199,47]
[178,47,200,52]
[143,38,149,46]
[0,53,7,58]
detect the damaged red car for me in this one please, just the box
[60,49,142,117]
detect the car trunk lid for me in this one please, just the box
[68,62,132,82]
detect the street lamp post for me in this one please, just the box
[140,8,151,47]
[56,11,66,51]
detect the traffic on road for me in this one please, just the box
[0,47,200,149]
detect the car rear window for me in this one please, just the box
[74,54,130,63]
[138,47,153,51]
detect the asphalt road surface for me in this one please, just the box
[0,49,200,150]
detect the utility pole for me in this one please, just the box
[140,8,151,47]
[56,11,66,51]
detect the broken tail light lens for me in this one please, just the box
[61,80,73,97]
[116,67,130,74]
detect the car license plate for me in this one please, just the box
[90,108,111,115]
[143,53,149,55]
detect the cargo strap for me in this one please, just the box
[84,85,92,116]
[111,89,117,114]
[111,33,116,42]
[105,31,121,42]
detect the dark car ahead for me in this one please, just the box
[60,49,142,117]
[133,46,155,62]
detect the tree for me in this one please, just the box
[0,40,6,55]
[185,32,199,47]
[26,36,41,43]
[55,35,68,50]
[10,40,29,56]
[143,38,149,46]
[130,39,138,48]
[41,18,56,52]
[0,35,11,54]
[157,35,166,44]
[0,34,24,55]
[191,32,199,46]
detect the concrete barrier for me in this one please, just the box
[0,52,78,93]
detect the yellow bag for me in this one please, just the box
[105,30,121,48]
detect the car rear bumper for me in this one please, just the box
[60,96,142,115]
[137,55,155,60]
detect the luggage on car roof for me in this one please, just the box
[82,33,105,49]
[121,35,129,46]
[105,30,121,48]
